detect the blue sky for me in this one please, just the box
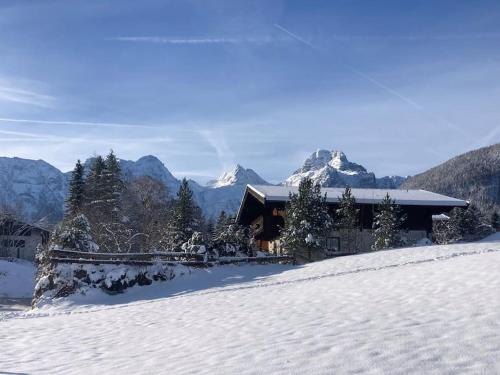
[0,0,499,183]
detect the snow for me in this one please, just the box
[0,258,35,298]
[248,184,468,206]
[2,235,500,373]
[0,156,67,222]
[207,164,269,188]
[284,149,406,189]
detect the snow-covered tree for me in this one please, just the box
[84,155,106,211]
[80,152,135,252]
[51,214,99,252]
[212,214,251,256]
[372,193,405,250]
[279,177,332,261]
[335,186,360,252]
[101,150,124,220]
[66,160,85,217]
[462,204,481,237]
[181,231,207,254]
[214,210,228,240]
[162,178,201,250]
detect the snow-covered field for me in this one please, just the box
[2,235,500,374]
[0,258,35,298]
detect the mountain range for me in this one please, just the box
[4,144,498,224]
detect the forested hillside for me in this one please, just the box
[401,144,500,215]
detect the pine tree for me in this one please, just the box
[214,210,228,241]
[335,186,360,252]
[84,155,106,210]
[279,178,332,261]
[81,153,133,252]
[491,211,499,231]
[462,204,481,237]
[66,160,85,217]
[102,150,124,220]
[205,217,215,243]
[163,178,201,250]
[372,193,405,250]
[213,215,251,256]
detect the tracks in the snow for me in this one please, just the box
[2,247,499,322]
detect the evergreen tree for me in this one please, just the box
[84,155,106,210]
[205,217,215,242]
[102,150,125,220]
[81,153,134,252]
[372,193,405,250]
[213,215,251,256]
[462,204,481,237]
[66,160,85,217]
[51,214,99,252]
[163,178,201,250]
[491,211,499,231]
[335,186,360,252]
[279,178,332,261]
[214,210,228,241]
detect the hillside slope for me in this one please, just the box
[401,143,500,213]
[2,236,500,374]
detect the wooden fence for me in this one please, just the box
[48,249,295,267]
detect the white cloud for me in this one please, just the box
[0,78,57,108]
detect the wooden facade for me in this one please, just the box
[0,219,50,261]
[237,185,468,253]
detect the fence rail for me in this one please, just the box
[47,249,294,267]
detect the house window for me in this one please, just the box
[272,208,285,217]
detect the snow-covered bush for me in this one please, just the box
[181,231,212,256]
[212,211,252,257]
[33,260,180,305]
[51,214,99,252]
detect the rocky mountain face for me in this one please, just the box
[284,150,406,189]
[201,165,271,218]
[8,143,498,225]
[117,158,271,218]
[0,156,270,223]
[0,157,68,223]
[401,143,500,214]
[207,164,268,188]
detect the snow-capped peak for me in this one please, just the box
[284,149,405,189]
[207,164,269,188]
[299,149,367,174]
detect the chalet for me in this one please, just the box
[0,218,50,261]
[236,185,468,256]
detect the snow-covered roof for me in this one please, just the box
[246,185,468,207]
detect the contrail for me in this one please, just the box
[0,117,157,129]
[274,23,421,109]
[273,23,470,137]
[274,24,316,50]
[109,36,277,45]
